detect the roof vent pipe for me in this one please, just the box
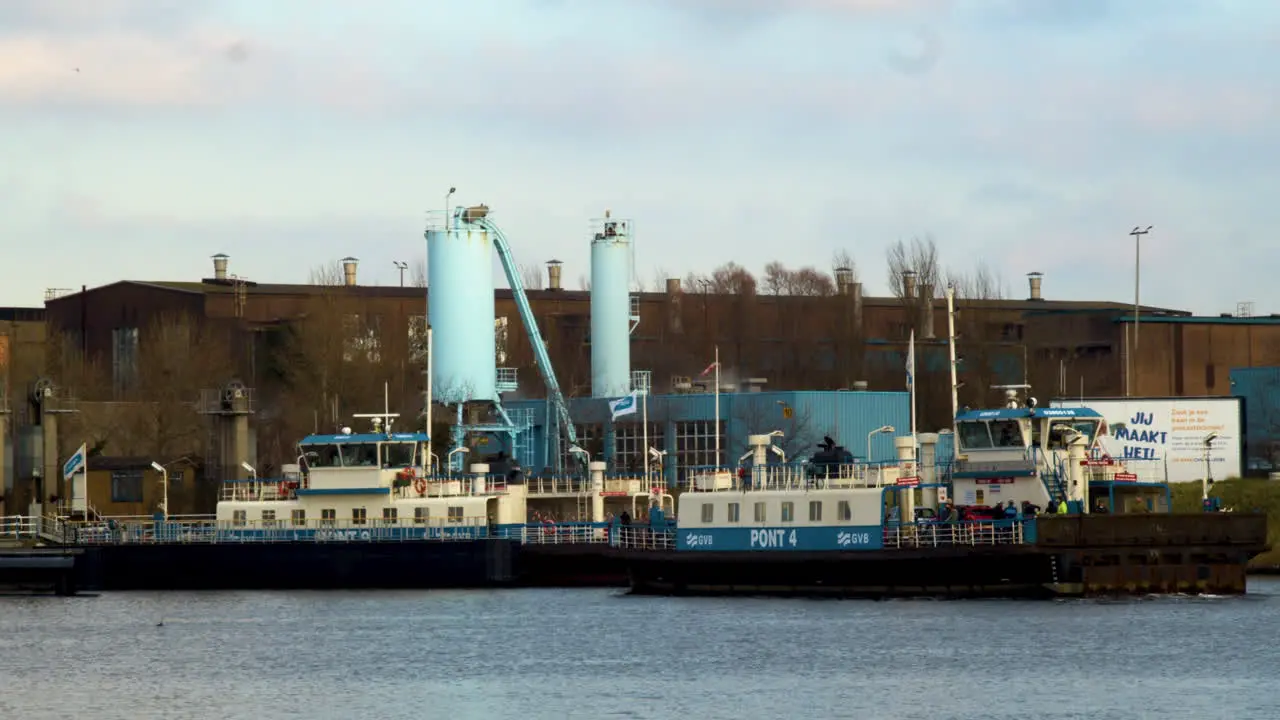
[547,260,563,291]
[341,257,358,287]
[1028,271,1044,301]
[212,253,229,281]
[902,270,918,300]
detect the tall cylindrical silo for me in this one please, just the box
[590,213,632,399]
[427,207,497,404]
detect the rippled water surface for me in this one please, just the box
[3,578,1280,720]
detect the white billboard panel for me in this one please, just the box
[1051,397,1242,483]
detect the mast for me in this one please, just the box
[946,287,959,460]
[714,345,721,467]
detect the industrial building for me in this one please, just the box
[10,202,1280,512]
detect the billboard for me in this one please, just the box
[1051,397,1242,483]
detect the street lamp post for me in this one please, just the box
[866,425,895,465]
[447,446,470,476]
[1128,225,1152,397]
[569,444,590,465]
[149,461,169,521]
[393,261,408,287]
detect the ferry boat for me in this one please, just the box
[624,391,1268,598]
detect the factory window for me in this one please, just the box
[560,424,603,470]
[614,422,665,475]
[414,507,429,524]
[727,502,740,523]
[408,315,428,364]
[321,508,336,526]
[110,469,144,503]
[261,510,276,527]
[447,506,464,523]
[837,501,851,522]
[383,507,398,525]
[781,502,795,523]
[291,509,306,527]
[809,501,822,522]
[674,420,726,483]
[754,501,766,522]
[232,510,246,527]
[352,508,367,525]
[111,326,139,397]
[700,503,713,523]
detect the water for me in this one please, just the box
[3,579,1279,720]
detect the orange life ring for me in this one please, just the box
[413,477,427,496]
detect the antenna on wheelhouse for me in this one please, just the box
[353,382,399,436]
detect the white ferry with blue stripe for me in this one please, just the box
[214,414,530,542]
[624,390,1235,597]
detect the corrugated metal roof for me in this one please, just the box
[1118,315,1280,325]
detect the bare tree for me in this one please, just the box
[759,262,835,296]
[886,236,942,299]
[309,261,345,287]
[709,262,757,295]
[831,249,858,282]
[577,274,591,291]
[411,259,427,288]
[520,263,544,290]
[732,398,819,461]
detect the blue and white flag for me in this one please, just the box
[609,392,639,421]
[906,329,916,390]
[63,443,87,481]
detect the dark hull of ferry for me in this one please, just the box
[73,540,519,591]
[625,546,1060,599]
[68,540,628,592]
[625,514,1271,599]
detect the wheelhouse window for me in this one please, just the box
[957,421,992,449]
[382,442,416,468]
[341,443,379,467]
[1048,420,1099,450]
[306,444,343,468]
[991,420,1025,448]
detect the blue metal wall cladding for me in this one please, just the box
[1229,367,1280,472]
[427,223,496,404]
[504,390,911,471]
[590,232,632,399]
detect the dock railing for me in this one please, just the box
[0,515,41,541]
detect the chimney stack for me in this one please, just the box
[920,284,936,339]
[1027,271,1043,301]
[547,260,563,291]
[212,253,229,281]
[902,270,918,299]
[834,267,854,295]
[341,257,358,287]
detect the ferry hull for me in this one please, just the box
[74,540,520,591]
[625,546,1059,599]
[625,513,1270,599]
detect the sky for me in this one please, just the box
[2,0,1279,313]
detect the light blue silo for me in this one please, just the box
[427,208,497,404]
[590,214,633,399]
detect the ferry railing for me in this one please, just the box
[0,515,41,540]
[1080,457,1166,484]
[525,475,593,495]
[680,461,935,493]
[613,527,675,551]
[882,518,1034,549]
[513,522,612,545]
[57,515,497,545]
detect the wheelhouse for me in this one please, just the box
[298,432,427,471]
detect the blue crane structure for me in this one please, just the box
[461,207,580,470]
